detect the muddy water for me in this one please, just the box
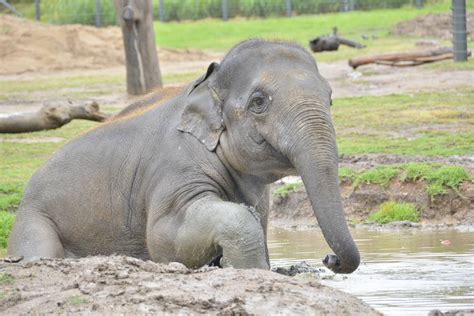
[267,227,474,315]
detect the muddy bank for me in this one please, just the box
[271,178,474,227]
[0,255,378,314]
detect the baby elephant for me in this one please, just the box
[8,40,360,273]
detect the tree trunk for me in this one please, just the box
[0,102,110,133]
[114,0,163,95]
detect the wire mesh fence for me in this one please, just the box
[2,0,444,26]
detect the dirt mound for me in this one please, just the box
[0,15,219,75]
[0,256,378,314]
[271,180,474,227]
[393,13,474,40]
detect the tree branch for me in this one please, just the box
[0,102,110,133]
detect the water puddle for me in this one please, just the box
[267,227,474,315]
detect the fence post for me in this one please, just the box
[286,0,292,17]
[415,0,423,9]
[35,0,40,21]
[350,0,355,11]
[222,0,228,21]
[95,0,102,27]
[159,0,164,21]
[452,0,468,62]
[341,0,349,12]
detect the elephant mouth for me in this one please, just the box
[249,132,294,175]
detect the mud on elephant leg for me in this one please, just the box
[8,211,65,260]
[147,197,270,269]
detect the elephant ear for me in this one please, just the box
[177,62,224,151]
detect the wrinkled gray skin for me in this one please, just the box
[8,40,360,273]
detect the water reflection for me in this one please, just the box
[267,227,474,316]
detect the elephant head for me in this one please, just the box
[178,39,360,274]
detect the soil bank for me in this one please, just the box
[271,155,474,228]
[0,255,379,314]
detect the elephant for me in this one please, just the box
[8,39,360,274]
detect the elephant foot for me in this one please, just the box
[323,254,340,272]
[208,254,223,268]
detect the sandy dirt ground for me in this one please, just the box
[1,59,473,116]
[1,14,473,115]
[0,255,379,314]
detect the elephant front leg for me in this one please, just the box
[147,197,270,269]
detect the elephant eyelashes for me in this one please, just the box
[248,91,270,114]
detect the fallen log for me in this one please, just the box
[348,47,471,69]
[0,102,110,133]
[309,27,365,53]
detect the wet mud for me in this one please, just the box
[0,255,379,314]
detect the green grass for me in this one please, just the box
[0,273,14,285]
[0,184,23,212]
[353,166,399,187]
[152,3,456,62]
[273,182,303,199]
[333,90,474,156]
[0,72,197,102]
[337,163,472,197]
[401,163,472,197]
[368,201,420,224]
[0,75,124,95]
[339,167,358,182]
[0,212,15,249]
[163,72,201,85]
[67,295,88,306]
[426,58,474,71]
[154,5,449,50]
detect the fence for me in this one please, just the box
[3,0,431,26]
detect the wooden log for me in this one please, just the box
[348,47,469,69]
[0,102,110,133]
[114,0,163,95]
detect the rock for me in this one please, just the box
[386,221,421,228]
[429,310,474,316]
[273,261,323,277]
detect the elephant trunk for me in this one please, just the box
[286,107,360,274]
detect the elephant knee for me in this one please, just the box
[213,203,268,269]
[217,204,263,241]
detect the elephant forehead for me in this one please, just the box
[259,63,317,81]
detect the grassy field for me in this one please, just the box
[152,3,468,62]
[334,90,474,156]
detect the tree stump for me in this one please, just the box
[114,0,163,95]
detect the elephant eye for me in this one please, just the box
[248,91,270,114]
